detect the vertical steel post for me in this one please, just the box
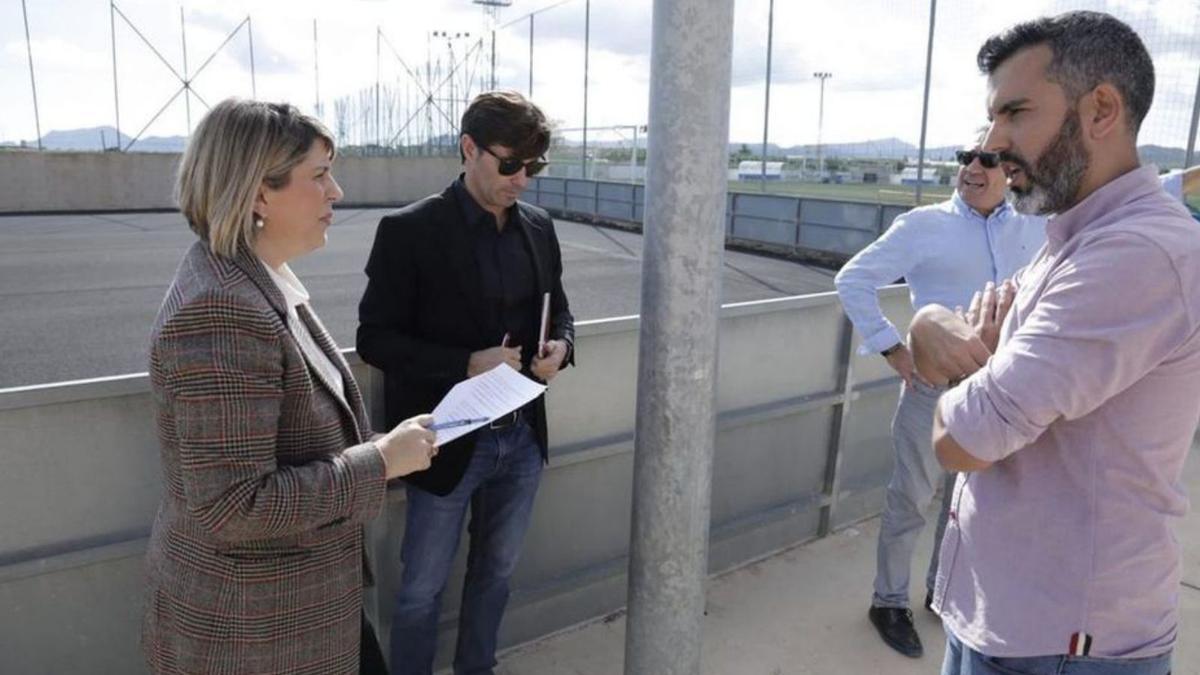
[582,0,591,180]
[20,0,42,150]
[110,0,121,150]
[814,72,831,179]
[247,15,257,98]
[914,0,937,205]
[313,19,321,117]
[630,124,638,184]
[760,0,774,191]
[490,29,497,89]
[529,14,535,97]
[818,316,857,536]
[376,28,382,147]
[181,7,191,133]
[1186,61,1200,168]
[623,0,735,672]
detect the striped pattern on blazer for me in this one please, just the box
[142,241,386,675]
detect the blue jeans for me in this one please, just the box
[942,631,1172,675]
[389,420,543,675]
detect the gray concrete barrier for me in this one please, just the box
[0,152,463,213]
[0,288,913,673]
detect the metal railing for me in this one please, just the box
[527,176,910,260]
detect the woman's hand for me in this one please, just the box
[376,414,438,479]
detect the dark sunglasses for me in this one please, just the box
[955,149,1001,169]
[480,145,549,177]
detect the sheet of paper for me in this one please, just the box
[430,363,547,444]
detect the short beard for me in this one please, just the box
[1003,111,1089,216]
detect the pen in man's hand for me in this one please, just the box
[428,417,490,431]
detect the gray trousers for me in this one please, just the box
[872,379,956,609]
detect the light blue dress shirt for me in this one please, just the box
[834,192,1047,355]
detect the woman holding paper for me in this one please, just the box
[141,98,436,675]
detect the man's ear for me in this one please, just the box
[1083,83,1124,141]
[461,134,477,162]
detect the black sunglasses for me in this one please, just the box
[480,145,549,177]
[955,149,1001,169]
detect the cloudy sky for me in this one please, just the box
[2,0,1197,150]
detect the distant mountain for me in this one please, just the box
[25,126,186,152]
[5,127,1191,166]
[725,138,963,161]
[1139,144,1188,169]
[38,126,129,151]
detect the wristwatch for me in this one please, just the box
[880,342,904,357]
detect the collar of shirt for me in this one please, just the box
[1045,164,1163,254]
[261,260,310,309]
[453,174,519,232]
[950,190,1011,225]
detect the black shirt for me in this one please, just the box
[452,177,541,373]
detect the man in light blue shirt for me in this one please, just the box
[834,140,1045,658]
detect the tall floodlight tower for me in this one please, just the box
[813,71,833,178]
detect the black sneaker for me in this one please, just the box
[868,606,923,658]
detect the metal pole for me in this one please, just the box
[814,72,831,179]
[376,28,382,147]
[110,0,121,151]
[630,124,638,184]
[1186,61,1200,168]
[914,0,937,204]
[181,7,191,133]
[818,316,857,536]
[426,36,433,154]
[529,15,534,97]
[760,0,774,191]
[624,0,734,672]
[247,15,257,98]
[490,30,496,89]
[448,36,456,137]
[20,0,42,149]
[582,0,590,179]
[313,19,320,117]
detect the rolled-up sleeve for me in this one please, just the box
[940,232,1190,463]
[834,213,923,355]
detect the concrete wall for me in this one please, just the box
[0,152,462,213]
[0,289,914,673]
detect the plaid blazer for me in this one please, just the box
[142,241,387,675]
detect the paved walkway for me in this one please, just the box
[489,448,1200,675]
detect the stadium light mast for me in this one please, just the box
[473,0,512,90]
[813,71,832,179]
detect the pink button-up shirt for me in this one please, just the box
[935,165,1200,658]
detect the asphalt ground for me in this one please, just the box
[0,208,838,388]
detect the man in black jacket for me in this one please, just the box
[357,90,573,675]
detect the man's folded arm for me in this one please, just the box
[936,232,1190,469]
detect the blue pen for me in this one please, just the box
[429,417,490,431]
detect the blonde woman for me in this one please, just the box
[142,99,434,674]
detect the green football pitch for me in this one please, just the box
[727,180,955,206]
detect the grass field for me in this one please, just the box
[727,180,955,206]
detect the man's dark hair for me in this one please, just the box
[460,90,552,162]
[977,11,1154,133]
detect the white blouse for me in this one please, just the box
[262,261,347,406]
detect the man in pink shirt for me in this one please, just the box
[908,11,1200,675]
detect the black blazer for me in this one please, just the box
[356,183,575,496]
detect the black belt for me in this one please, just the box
[489,409,521,429]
